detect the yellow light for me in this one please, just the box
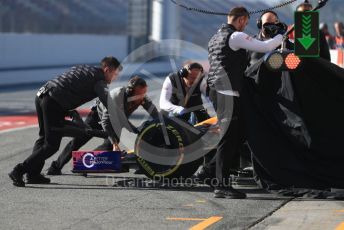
[267,53,284,70]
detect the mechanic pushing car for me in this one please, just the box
[8,56,122,187]
[47,76,159,175]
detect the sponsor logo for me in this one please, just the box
[82,152,113,168]
[82,153,95,168]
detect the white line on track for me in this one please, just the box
[0,125,38,135]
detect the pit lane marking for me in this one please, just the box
[166,216,223,230]
[335,222,344,230]
[0,124,38,134]
[183,204,194,207]
[335,210,344,213]
[195,200,206,203]
[167,217,208,221]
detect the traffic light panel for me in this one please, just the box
[295,11,319,57]
[264,51,301,72]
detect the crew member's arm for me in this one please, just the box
[195,78,211,121]
[229,32,283,52]
[94,80,109,108]
[126,121,139,134]
[200,77,211,113]
[200,77,208,96]
[159,77,185,115]
[142,96,160,119]
[97,101,120,147]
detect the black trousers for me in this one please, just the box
[208,88,246,186]
[22,96,66,175]
[54,109,112,170]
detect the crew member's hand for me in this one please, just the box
[113,143,121,151]
[132,127,139,134]
[173,106,186,116]
[276,22,288,36]
[67,110,79,119]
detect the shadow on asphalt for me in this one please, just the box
[23,176,292,200]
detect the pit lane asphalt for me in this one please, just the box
[0,84,291,230]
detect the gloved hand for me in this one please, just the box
[275,22,288,36]
[131,126,139,134]
[263,22,279,37]
[67,110,78,118]
[263,22,287,38]
[172,106,186,116]
[67,110,86,127]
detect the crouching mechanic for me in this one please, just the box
[47,76,159,175]
[9,56,122,187]
[159,62,218,181]
[159,62,210,124]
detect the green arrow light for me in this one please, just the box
[298,14,316,50]
[295,11,319,57]
[297,35,316,50]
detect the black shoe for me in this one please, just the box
[214,186,247,199]
[226,186,247,199]
[192,167,215,188]
[8,164,25,187]
[26,174,51,184]
[194,167,212,180]
[47,162,62,176]
[120,165,129,173]
[214,187,227,198]
[238,167,254,178]
[134,168,144,174]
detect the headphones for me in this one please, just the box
[126,80,134,95]
[256,10,279,29]
[178,62,204,78]
[126,76,147,95]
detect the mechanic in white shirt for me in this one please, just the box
[206,6,286,199]
[159,62,210,124]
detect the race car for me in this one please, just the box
[52,109,219,179]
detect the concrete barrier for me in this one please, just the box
[0,33,128,86]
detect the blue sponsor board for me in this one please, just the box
[72,151,121,173]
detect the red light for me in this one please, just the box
[285,53,301,70]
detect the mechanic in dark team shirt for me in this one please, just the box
[47,76,159,175]
[207,6,285,199]
[9,56,122,187]
[99,76,159,149]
